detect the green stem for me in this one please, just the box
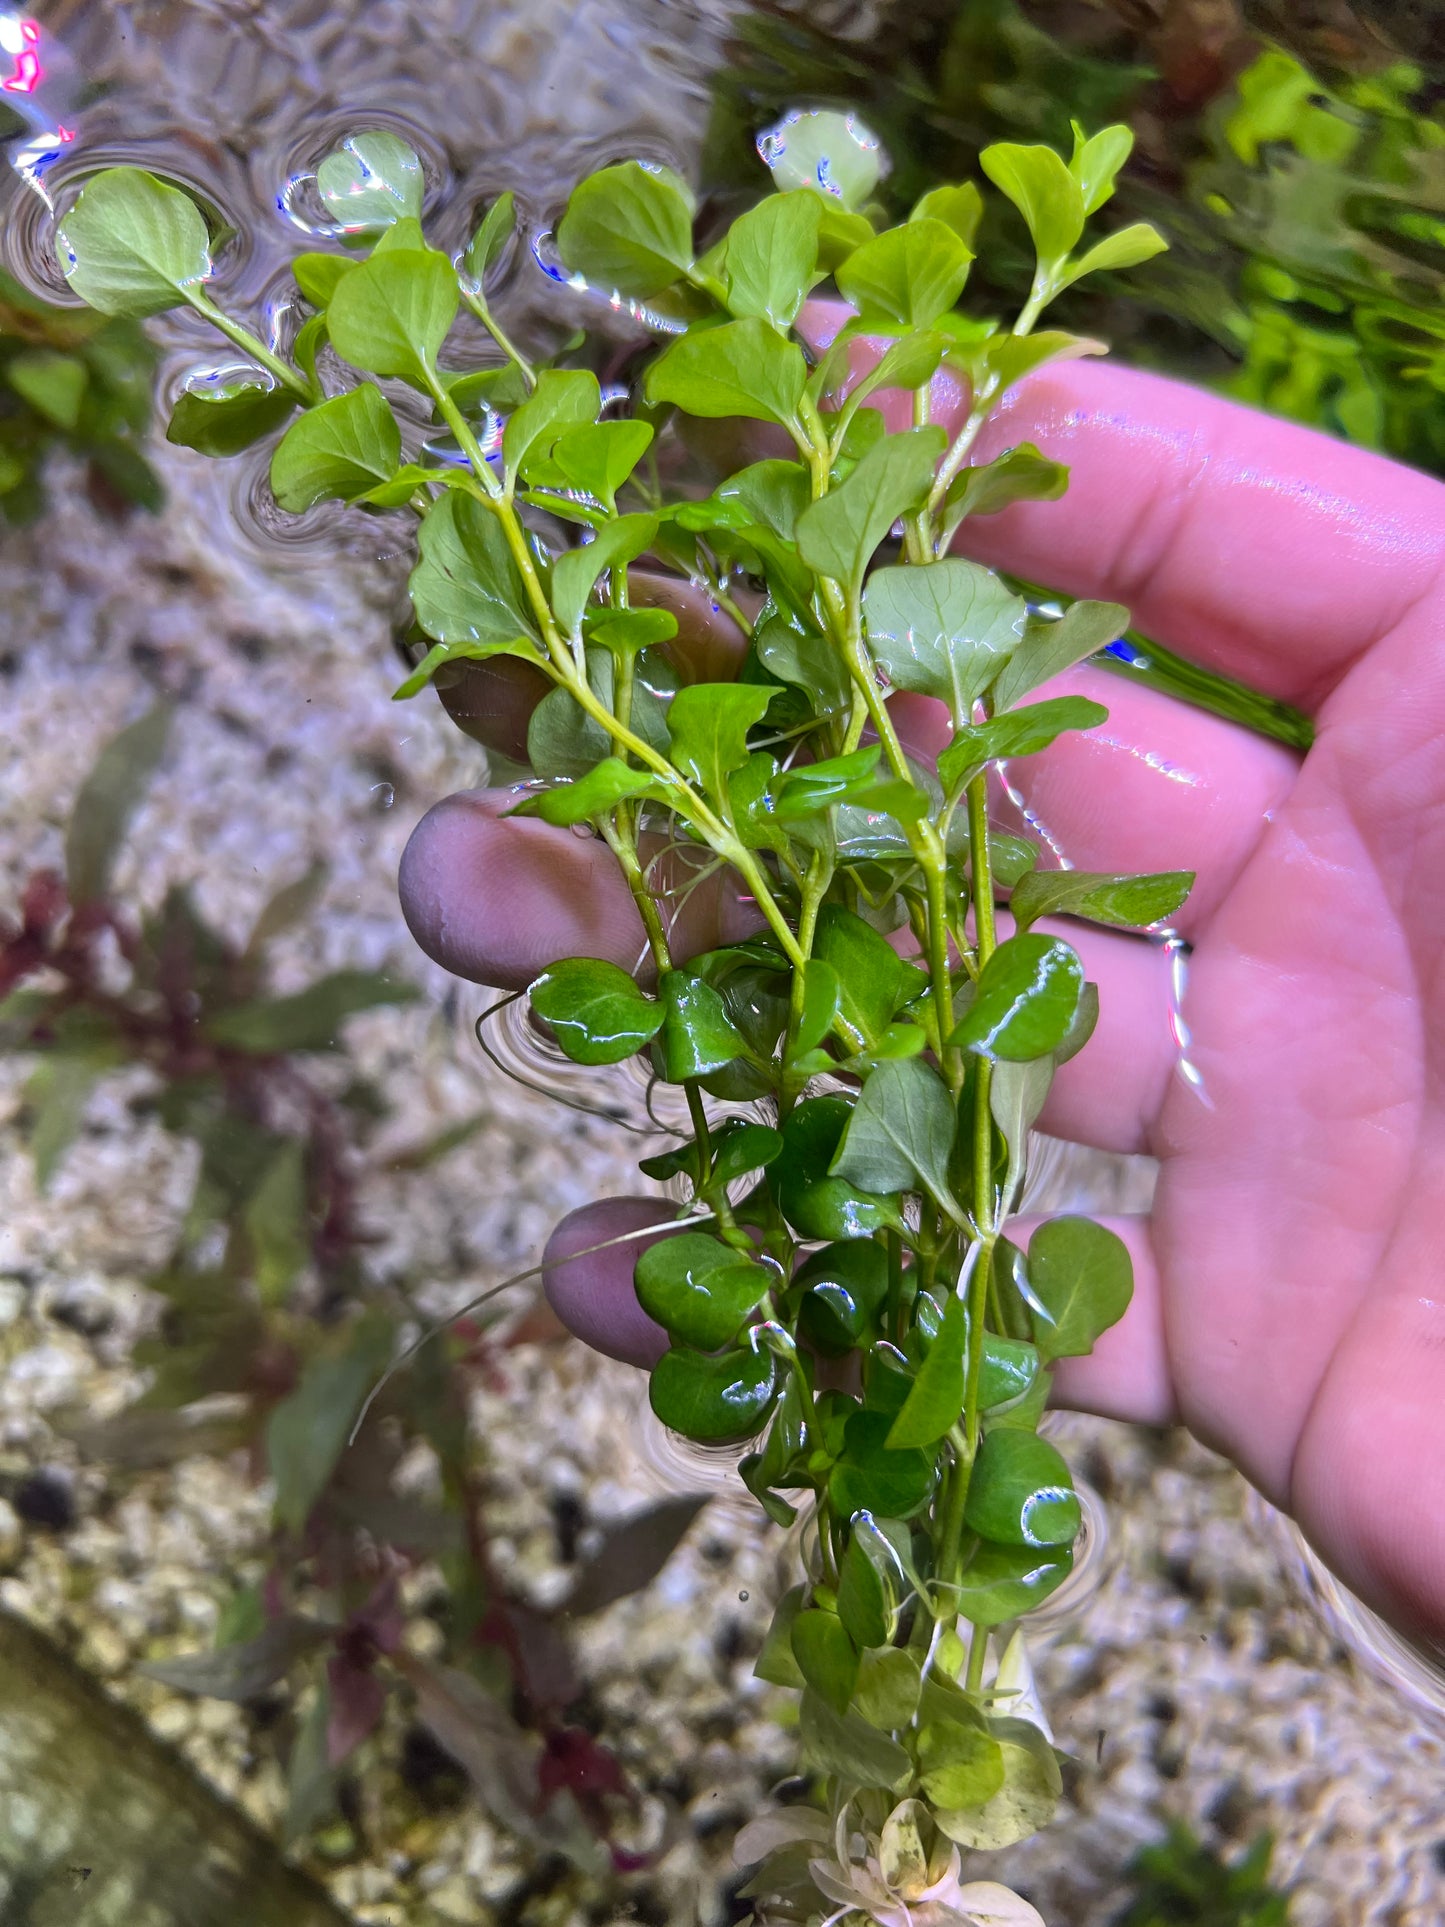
[459,289,536,390]
[965,1621,988,1693]
[188,291,315,402]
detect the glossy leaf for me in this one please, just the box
[792,1609,858,1715]
[771,745,881,819]
[963,328,1106,401]
[394,634,541,700]
[1069,121,1134,214]
[408,489,535,643]
[168,378,296,456]
[1026,1214,1133,1362]
[634,1232,771,1352]
[798,1690,910,1792]
[949,1540,1073,1626]
[326,247,458,387]
[502,368,601,484]
[951,935,1084,1062]
[937,695,1107,796]
[1008,867,1193,933]
[553,419,653,510]
[588,607,678,659]
[796,427,945,591]
[911,182,984,247]
[463,190,516,286]
[829,331,950,433]
[644,316,807,430]
[831,1410,934,1521]
[755,616,851,719]
[979,141,1085,266]
[760,109,883,212]
[837,1531,892,1650]
[831,1058,963,1219]
[935,1718,1062,1850]
[865,558,1027,725]
[917,1716,1006,1810]
[640,1120,782,1187]
[814,906,914,1049]
[529,957,664,1065]
[794,958,843,1058]
[795,1238,889,1357]
[66,703,171,905]
[556,160,695,297]
[509,757,658,826]
[963,1429,1079,1547]
[57,167,212,317]
[887,1292,967,1447]
[667,681,773,801]
[944,443,1069,527]
[721,190,822,328]
[835,219,972,328]
[648,1343,776,1442]
[317,131,423,233]
[550,512,657,636]
[270,383,400,512]
[991,599,1129,711]
[772,1096,904,1242]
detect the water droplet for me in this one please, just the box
[370,781,395,810]
[738,1590,749,1602]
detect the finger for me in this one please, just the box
[1004,1214,1175,1427]
[541,1197,671,1368]
[890,660,1300,937]
[398,789,763,991]
[957,358,1445,707]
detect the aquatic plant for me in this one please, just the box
[54,115,1188,1919]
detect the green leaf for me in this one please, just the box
[961,328,1106,400]
[588,607,678,658]
[529,957,664,1065]
[795,1238,890,1357]
[979,142,1085,267]
[951,934,1084,1062]
[827,332,950,436]
[760,109,883,213]
[293,251,356,306]
[835,219,972,328]
[267,1316,394,1533]
[963,1429,1079,1547]
[8,350,87,429]
[948,1540,1073,1626]
[1062,221,1167,289]
[991,599,1128,711]
[720,191,822,328]
[245,1139,309,1305]
[854,1647,922,1729]
[550,512,657,636]
[657,970,750,1081]
[937,695,1108,796]
[887,1293,967,1448]
[864,558,1028,724]
[206,970,418,1053]
[57,167,212,316]
[1069,121,1134,214]
[1026,1215,1133,1362]
[1010,867,1192,933]
[326,247,458,387]
[635,1233,771,1352]
[934,1718,1061,1849]
[66,702,171,904]
[640,1120,782,1187]
[831,1410,934,1521]
[944,443,1069,529]
[552,419,653,510]
[917,1715,1006,1809]
[270,384,400,512]
[649,1344,777,1442]
[167,378,296,456]
[557,160,695,297]
[772,1096,904,1242]
[667,681,772,801]
[771,746,881,819]
[799,1689,911,1791]
[794,959,843,1059]
[502,368,601,484]
[814,906,913,1050]
[408,489,536,643]
[463,190,516,286]
[645,317,807,431]
[831,1058,963,1219]
[792,1609,858,1715]
[317,131,423,234]
[393,634,541,700]
[980,1332,1042,1414]
[796,427,945,591]
[911,182,984,248]
[509,757,657,826]
[755,616,852,719]
[291,312,328,388]
[25,1055,107,1191]
[837,1532,892,1651]
[755,1584,807,1687]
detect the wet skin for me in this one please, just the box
[398,347,1445,1652]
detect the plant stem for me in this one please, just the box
[459,289,536,389]
[188,291,315,402]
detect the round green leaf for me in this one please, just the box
[758,109,883,212]
[57,167,212,317]
[269,384,400,512]
[326,248,458,387]
[934,1718,1062,1849]
[831,1409,934,1521]
[8,350,88,430]
[795,1239,889,1357]
[951,934,1084,1062]
[949,1540,1073,1627]
[980,1333,1042,1413]
[168,378,296,457]
[771,1096,903,1242]
[916,1716,1006,1810]
[648,1344,777,1443]
[556,160,695,297]
[979,141,1085,268]
[791,1608,859,1716]
[634,1233,771,1353]
[835,219,972,329]
[1026,1214,1133,1362]
[317,131,423,234]
[836,1531,892,1650]
[529,957,664,1066]
[963,1429,1079,1548]
[644,317,807,431]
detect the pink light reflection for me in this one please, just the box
[1,16,41,95]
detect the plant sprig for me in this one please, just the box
[56,112,1190,1923]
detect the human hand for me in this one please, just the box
[399,353,1445,1651]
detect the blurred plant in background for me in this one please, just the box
[0,264,160,520]
[1111,1821,1292,1927]
[704,0,1445,474]
[0,709,706,1870]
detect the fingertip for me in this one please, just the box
[541,1197,672,1368]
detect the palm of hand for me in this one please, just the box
[399,359,1445,1646]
